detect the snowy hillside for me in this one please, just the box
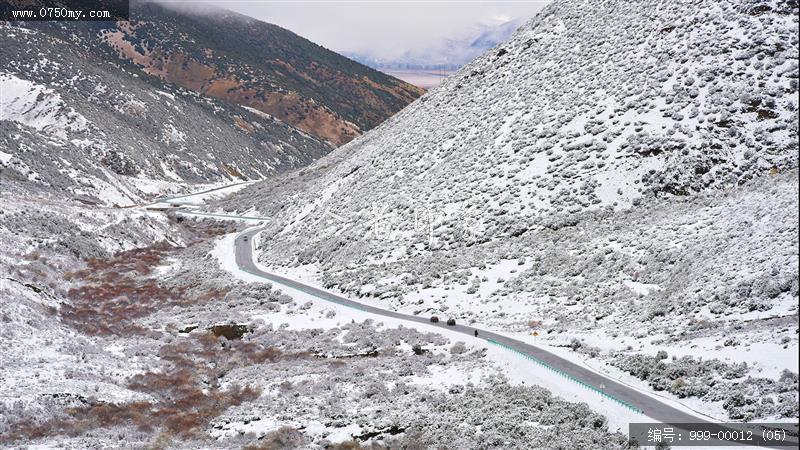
[233,0,797,237]
[225,0,799,421]
[0,23,333,208]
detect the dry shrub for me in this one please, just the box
[329,440,390,450]
[5,386,260,442]
[24,250,41,261]
[57,220,241,337]
[244,426,307,450]
[169,216,242,241]
[123,334,304,439]
[4,401,154,441]
[328,360,347,369]
[156,332,288,371]
[66,241,174,279]
[150,432,174,450]
[2,332,278,444]
[330,441,363,450]
[4,222,267,445]
[59,241,230,336]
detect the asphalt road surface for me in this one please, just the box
[171,206,796,447]
[159,186,798,448]
[233,228,705,426]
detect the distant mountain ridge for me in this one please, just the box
[0,29,328,206]
[0,1,423,206]
[343,18,526,71]
[22,1,423,147]
[100,1,424,146]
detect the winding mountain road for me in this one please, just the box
[162,201,796,447]
[233,227,704,426]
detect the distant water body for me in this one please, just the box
[382,69,458,89]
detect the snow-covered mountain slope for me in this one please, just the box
[18,2,423,147]
[1,23,332,207]
[224,0,799,420]
[231,0,798,261]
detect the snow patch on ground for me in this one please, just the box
[213,231,648,433]
[0,72,88,139]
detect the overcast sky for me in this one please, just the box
[197,1,549,59]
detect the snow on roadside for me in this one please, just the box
[212,231,647,433]
[490,324,799,424]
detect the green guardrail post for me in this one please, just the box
[486,338,644,415]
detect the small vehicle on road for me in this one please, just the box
[243,236,249,241]
[430,316,439,323]
[446,318,456,326]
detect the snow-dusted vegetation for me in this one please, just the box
[1,0,798,446]
[225,0,799,421]
[0,221,629,448]
[609,351,797,421]
[1,22,332,208]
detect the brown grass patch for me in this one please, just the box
[2,332,299,444]
[60,238,231,336]
[2,221,279,444]
[5,385,261,442]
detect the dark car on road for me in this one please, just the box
[446,318,456,326]
[430,316,439,323]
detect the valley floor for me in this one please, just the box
[0,187,630,449]
[1,174,797,448]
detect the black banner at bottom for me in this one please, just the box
[629,423,799,447]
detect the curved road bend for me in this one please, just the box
[153,181,253,204]
[233,228,705,426]
[164,201,796,446]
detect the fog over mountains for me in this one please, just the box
[343,18,527,71]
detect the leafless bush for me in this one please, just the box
[244,426,307,449]
[60,242,230,336]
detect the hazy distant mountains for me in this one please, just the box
[0,1,423,206]
[343,18,526,72]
